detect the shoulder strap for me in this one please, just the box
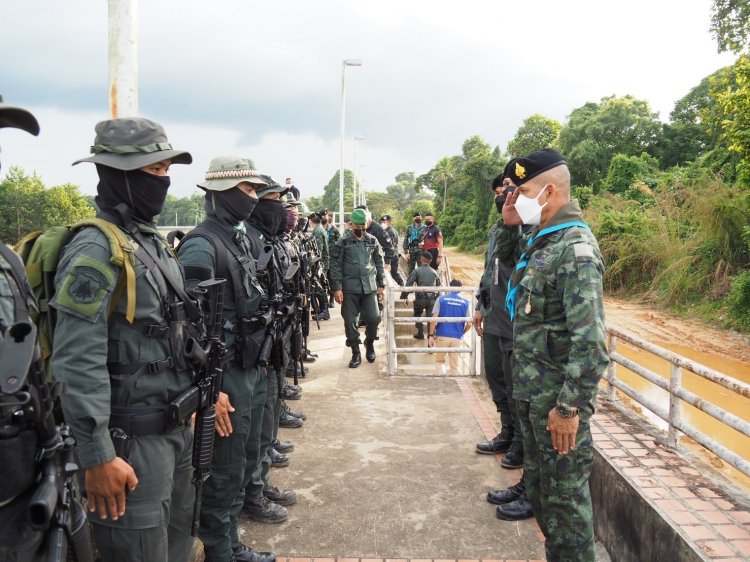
[71,217,137,323]
[184,223,250,319]
[113,204,201,322]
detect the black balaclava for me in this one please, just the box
[249,198,286,236]
[206,186,259,225]
[495,185,515,214]
[95,164,170,223]
[296,217,309,232]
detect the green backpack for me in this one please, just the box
[13,218,137,374]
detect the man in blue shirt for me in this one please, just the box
[428,279,470,375]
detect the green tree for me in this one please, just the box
[506,114,561,157]
[705,55,750,185]
[602,153,660,201]
[711,0,750,53]
[319,169,354,216]
[0,167,95,243]
[432,157,454,212]
[557,95,662,189]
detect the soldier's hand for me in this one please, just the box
[85,458,138,520]
[384,263,391,272]
[502,188,523,226]
[473,310,484,337]
[377,287,385,303]
[546,408,579,455]
[334,290,344,304]
[215,391,235,437]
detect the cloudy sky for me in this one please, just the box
[0,0,738,201]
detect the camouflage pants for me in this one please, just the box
[518,399,595,562]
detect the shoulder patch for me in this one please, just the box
[54,254,115,321]
[573,243,594,259]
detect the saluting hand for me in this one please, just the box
[502,188,523,226]
[546,408,579,455]
[85,458,138,521]
[214,391,235,437]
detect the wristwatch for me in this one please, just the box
[555,404,579,418]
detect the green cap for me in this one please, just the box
[197,155,267,192]
[351,208,367,225]
[73,117,192,170]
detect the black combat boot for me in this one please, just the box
[487,480,525,505]
[475,427,513,454]
[496,491,534,520]
[414,325,425,339]
[263,484,297,507]
[282,400,306,421]
[273,438,294,454]
[302,349,317,363]
[364,338,376,363]
[278,409,304,428]
[349,345,362,368]
[501,441,524,469]
[242,496,288,524]
[231,527,276,561]
[281,383,301,400]
[269,448,289,468]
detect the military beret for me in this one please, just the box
[421,251,432,260]
[505,148,566,186]
[412,211,421,217]
[351,208,367,225]
[425,211,434,217]
[318,209,328,216]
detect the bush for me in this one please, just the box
[726,270,750,328]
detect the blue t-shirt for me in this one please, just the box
[432,292,469,339]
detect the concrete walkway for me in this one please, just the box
[236,302,546,561]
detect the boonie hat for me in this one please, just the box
[197,156,267,192]
[256,175,290,198]
[0,96,40,135]
[73,117,192,170]
[505,148,566,186]
[351,208,367,225]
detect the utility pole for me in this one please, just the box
[108,0,139,117]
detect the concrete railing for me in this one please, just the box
[383,272,479,376]
[604,326,750,478]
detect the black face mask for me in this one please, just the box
[250,199,286,235]
[425,220,433,226]
[207,187,258,225]
[495,186,515,214]
[95,165,170,223]
[353,227,364,238]
[414,218,421,224]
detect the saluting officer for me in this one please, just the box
[498,148,609,562]
[330,208,385,368]
[51,118,199,562]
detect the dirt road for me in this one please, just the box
[443,247,750,366]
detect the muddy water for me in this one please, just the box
[611,341,750,487]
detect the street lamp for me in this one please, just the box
[352,136,365,208]
[358,164,367,206]
[339,58,362,230]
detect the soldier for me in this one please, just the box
[330,208,385,368]
[50,118,202,561]
[354,205,395,268]
[242,179,300,525]
[498,149,609,562]
[476,171,531,519]
[309,213,330,320]
[400,251,439,340]
[176,156,275,562]
[403,212,426,274]
[380,214,404,285]
[323,210,340,308]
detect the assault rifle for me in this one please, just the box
[175,278,226,537]
[0,321,94,562]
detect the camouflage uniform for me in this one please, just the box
[403,223,426,274]
[312,224,329,270]
[498,200,609,562]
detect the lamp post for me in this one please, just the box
[108,0,139,117]
[352,136,365,208]
[358,164,367,206]
[339,58,362,230]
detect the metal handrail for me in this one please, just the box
[604,326,750,478]
[384,278,478,376]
